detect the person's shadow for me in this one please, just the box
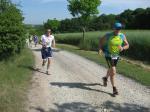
[30,102,101,112]
[30,101,150,112]
[18,65,48,75]
[50,82,113,96]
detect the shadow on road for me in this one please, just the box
[29,106,45,112]
[18,65,48,75]
[102,101,150,112]
[29,101,150,112]
[30,102,102,112]
[50,82,113,96]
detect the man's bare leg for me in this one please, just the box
[110,67,118,95]
[102,68,110,86]
[46,58,51,74]
[42,59,47,66]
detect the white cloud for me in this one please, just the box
[11,0,21,4]
[100,0,150,14]
[12,0,66,4]
[31,0,66,3]
[42,0,64,2]
[101,0,150,8]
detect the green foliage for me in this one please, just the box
[43,7,150,33]
[58,18,82,33]
[0,48,34,112]
[0,0,11,13]
[57,44,150,86]
[89,14,116,30]
[44,19,60,33]
[24,24,36,35]
[34,25,44,35]
[55,30,150,63]
[117,8,150,29]
[67,0,101,46]
[24,24,44,36]
[67,0,101,27]
[79,38,98,51]
[67,0,101,17]
[53,7,150,33]
[0,0,25,59]
[122,31,150,62]
[55,33,82,45]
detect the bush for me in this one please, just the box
[0,1,25,59]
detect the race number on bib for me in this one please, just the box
[111,55,119,60]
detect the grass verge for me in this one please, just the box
[57,44,150,86]
[0,48,34,112]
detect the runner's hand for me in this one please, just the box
[118,46,124,52]
[98,49,103,56]
[42,44,46,48]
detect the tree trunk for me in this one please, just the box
[82,27,85,43]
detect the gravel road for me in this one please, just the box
[26,45,150,112]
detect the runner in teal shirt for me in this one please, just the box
[99,22,129,96]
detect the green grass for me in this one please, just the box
[57,44,150,86]
[0,48,34,112]
[55,30,150,40]
[55,30,150,62]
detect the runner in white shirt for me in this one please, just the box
[41,29,55,74]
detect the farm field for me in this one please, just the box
[55,30,150,63]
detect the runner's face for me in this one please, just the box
[47,31,51,36]
[114,29,121,35]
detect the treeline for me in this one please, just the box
[117,8,150,29]
[44,7,150,33]
[0,0,25,59]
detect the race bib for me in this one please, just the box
[111,55,119,60]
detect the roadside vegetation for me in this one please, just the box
[55,30,150,86]
[0,1,34,111]
[55,30,150,63]
[57,44,150,86]
[1,0,149,111]
[0,49,34,112]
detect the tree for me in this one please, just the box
[116,9,134,29]
[0,0,25,59]
[117,8,150,29]
[44,18,60,33]
[0,0,11,13]
[59,18,81,32]
[67,0,101,44]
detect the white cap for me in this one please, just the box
[47,29,51,32]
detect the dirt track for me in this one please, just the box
[26,45,150,112]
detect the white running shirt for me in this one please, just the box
[41,34,54,47]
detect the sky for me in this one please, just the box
[11,0,150,25]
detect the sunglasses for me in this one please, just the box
[115,28,121,30]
